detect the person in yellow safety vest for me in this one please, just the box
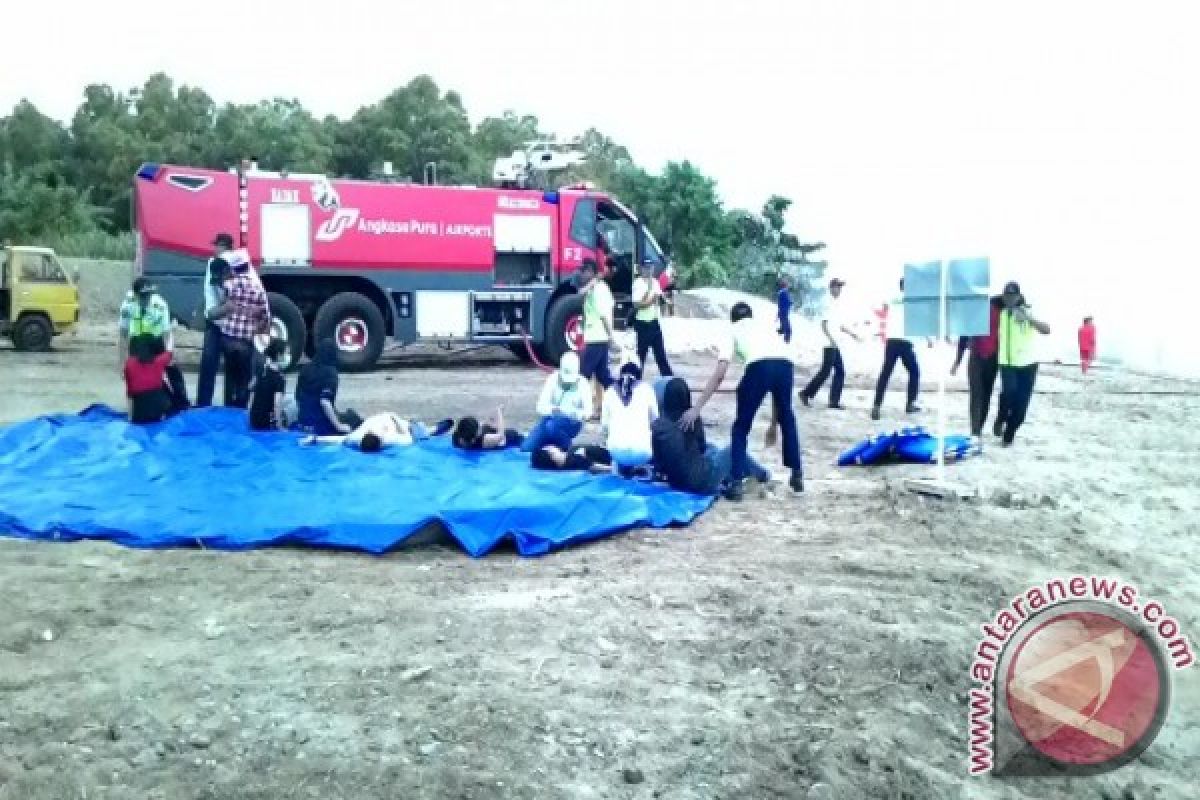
[993,281,1051,447]
[118,277,173,372]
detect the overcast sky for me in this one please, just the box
[6,0,1199,372]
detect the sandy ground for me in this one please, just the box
[1,317,1199,799]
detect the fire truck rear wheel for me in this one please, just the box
[313,292,386,372]
[542,293,585,367]
[265,292,307,373]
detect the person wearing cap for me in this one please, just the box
[632,260,674,378]
[577,258,617,420]
[118,278,188,411]
[776,275,793,343]
[680,301,803,500]
[994,281,1050,446]
[870,278,924,421]
[118,276,172,371]
[521,350,593,454]
[197,232,236,407]
[205,254,270,409]
[801,277,860,409]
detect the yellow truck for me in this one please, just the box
[0,245,80,351]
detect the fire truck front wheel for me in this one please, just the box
[313,292,386,372]
[265,292,307,373]
[542,293,586,367]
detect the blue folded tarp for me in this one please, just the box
[838,426,980,467]
[0,406,714,557]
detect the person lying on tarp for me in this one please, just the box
[452,406,524,451]
[530,444,614,473]
[302,412,454,452]
[124,333,191,424]
[294,338,363,435]
[652,377,770,494]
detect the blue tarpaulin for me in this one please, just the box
[0,407,714,557]
[838,426,980,467]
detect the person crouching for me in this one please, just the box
[124,334,190,424]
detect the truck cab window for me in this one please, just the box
[20,254,67,283]
[569,198,597,248]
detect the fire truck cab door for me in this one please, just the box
[261,203,312,266]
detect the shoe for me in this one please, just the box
[723,480,745,502]
[800,393,812,408]
[432,418,454,437]
[870,407,881,421]
[906,403,922,414]
[1001,440,1013,448]
[828,403,846,410]
[993,417,1004,437]
[789,469,804,493]
[755,470,772,484]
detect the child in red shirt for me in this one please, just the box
[1078,316,1097,374]
[124,335,189,424]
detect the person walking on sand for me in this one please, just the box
[950,295,1004,444]
[870,278,926,420]
[993,281,1051,447]
[1078,316,1097,375]
[680,301,803,501]
[776,274,793,343]
[801,277,860,409]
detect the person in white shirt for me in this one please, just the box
[801,277,862,409]
[871,277,923,420]
[301,412,453,452]
[521,351,593,453]
[632,260,674,377]
[601,361,659,474]
[680,301,803,500]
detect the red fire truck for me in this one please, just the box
[133,161,669,370]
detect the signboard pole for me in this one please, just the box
[936,258,947,486]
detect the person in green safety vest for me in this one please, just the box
[117,277,173,373]
[993,281,1051,447]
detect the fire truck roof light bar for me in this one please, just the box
[136,163,163,181]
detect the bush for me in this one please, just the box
[42,231,135,260]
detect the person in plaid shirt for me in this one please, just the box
[205,258,270,409]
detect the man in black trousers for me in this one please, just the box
[802,277,861,409]
[870,278,924,420]
[680,302,803,501]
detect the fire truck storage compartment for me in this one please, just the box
[493,213,551,285]
[471,291,532,337]
[416,291,470,339]
[260,203,312,266]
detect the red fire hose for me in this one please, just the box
[516,326,556,373]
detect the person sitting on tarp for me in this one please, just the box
[249,338,291,431]
[294,338,363,435]
[453,406,524,451]
[302,412,454,452]
[124,334,190,424]
[521,351,592,454]
[601,361,659,477]
[652,376,770,494]
[530,444,614,473]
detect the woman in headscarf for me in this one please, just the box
[600,361,658,475]
[293,338,363,435]
[652,377,770,495]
